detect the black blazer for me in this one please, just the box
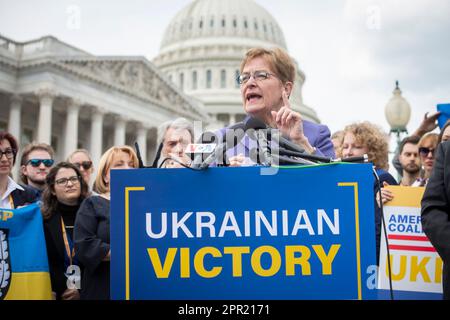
[74,196,110,300]
[43,212,71,299]
[10,185,39,208]
[421,141,450,300]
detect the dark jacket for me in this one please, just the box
[43,203,81,300]
[375,168,398,265]
[74,196,111,300]
[421,141,450,299]
[10,185,39,208]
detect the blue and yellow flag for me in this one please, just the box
[0,203,52,300]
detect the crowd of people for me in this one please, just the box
[1,46,449,300]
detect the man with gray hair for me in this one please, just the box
[152,118,194,168]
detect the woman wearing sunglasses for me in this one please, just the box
[67,149,94,188]
[41,162,89,300]
[412,133,439,187]
[379,133,439,203]
[0,131,39,209]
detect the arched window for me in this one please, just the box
[206,70,212,89]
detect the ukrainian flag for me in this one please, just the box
[0,203,52,300]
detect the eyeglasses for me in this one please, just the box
[0,149,15,159]
[73,161,93,170]
[55,175,80,186]
[236,70,277,85]
[419,147,435,157]
[27,159,55,167]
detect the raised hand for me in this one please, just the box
[270,90,314,153]
[413,111,441,137]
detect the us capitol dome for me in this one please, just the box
[153,0,321,128]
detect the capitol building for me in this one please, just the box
[0,0,321,172]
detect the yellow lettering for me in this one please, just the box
[223,246,250,277]
[251,245,281,277]
[194,247,222,278]
[312,244,340,275]
[410,256,431,282]
[1,211,13,221]
[180,248,190,278]
[388,254,407,281]
[147,248,177,278]
[435,257,443,283]
[285,245,311,276]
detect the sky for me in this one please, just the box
[1,0,449,143]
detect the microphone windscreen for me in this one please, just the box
[244,116,267,131]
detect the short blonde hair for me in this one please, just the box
[94,146,139,194]
[240,47,296,84]
[342,122,390,170]
[66,149,92,162]
[418,133,439,150]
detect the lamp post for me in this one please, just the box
[385,81,411,180]
[385,81,411,147]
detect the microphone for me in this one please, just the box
[134,142,145,168]
[244,116,325,164]
[256,130,271,166]
[191,125,246,169]
[185,143,217,155]
[151,142,163,168]
[199,129,246,169]
[333,155,369,163]
[275,147,332,163]
[244,117,272,166]
[190,131,220,168]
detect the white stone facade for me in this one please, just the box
[0,34,210,177]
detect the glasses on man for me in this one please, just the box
[0,148,15,159]
[55,176,80,186]
[73,161,93,170]
[236,70,277,85]
[27,159,55,167]
[419,147,435,157]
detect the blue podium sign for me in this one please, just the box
[111,164,378,300]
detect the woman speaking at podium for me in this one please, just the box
[224,47,335,166]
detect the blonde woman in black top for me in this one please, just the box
[74,146,138,300]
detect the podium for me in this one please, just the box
[110,163,378,300]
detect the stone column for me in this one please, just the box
[136,124,148,165]
[37,89,56,144]
[8,95,22,181]
[90,107,105,169]
[64,99,81,158]
[114,116,127,146]
[8,95,22,140]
